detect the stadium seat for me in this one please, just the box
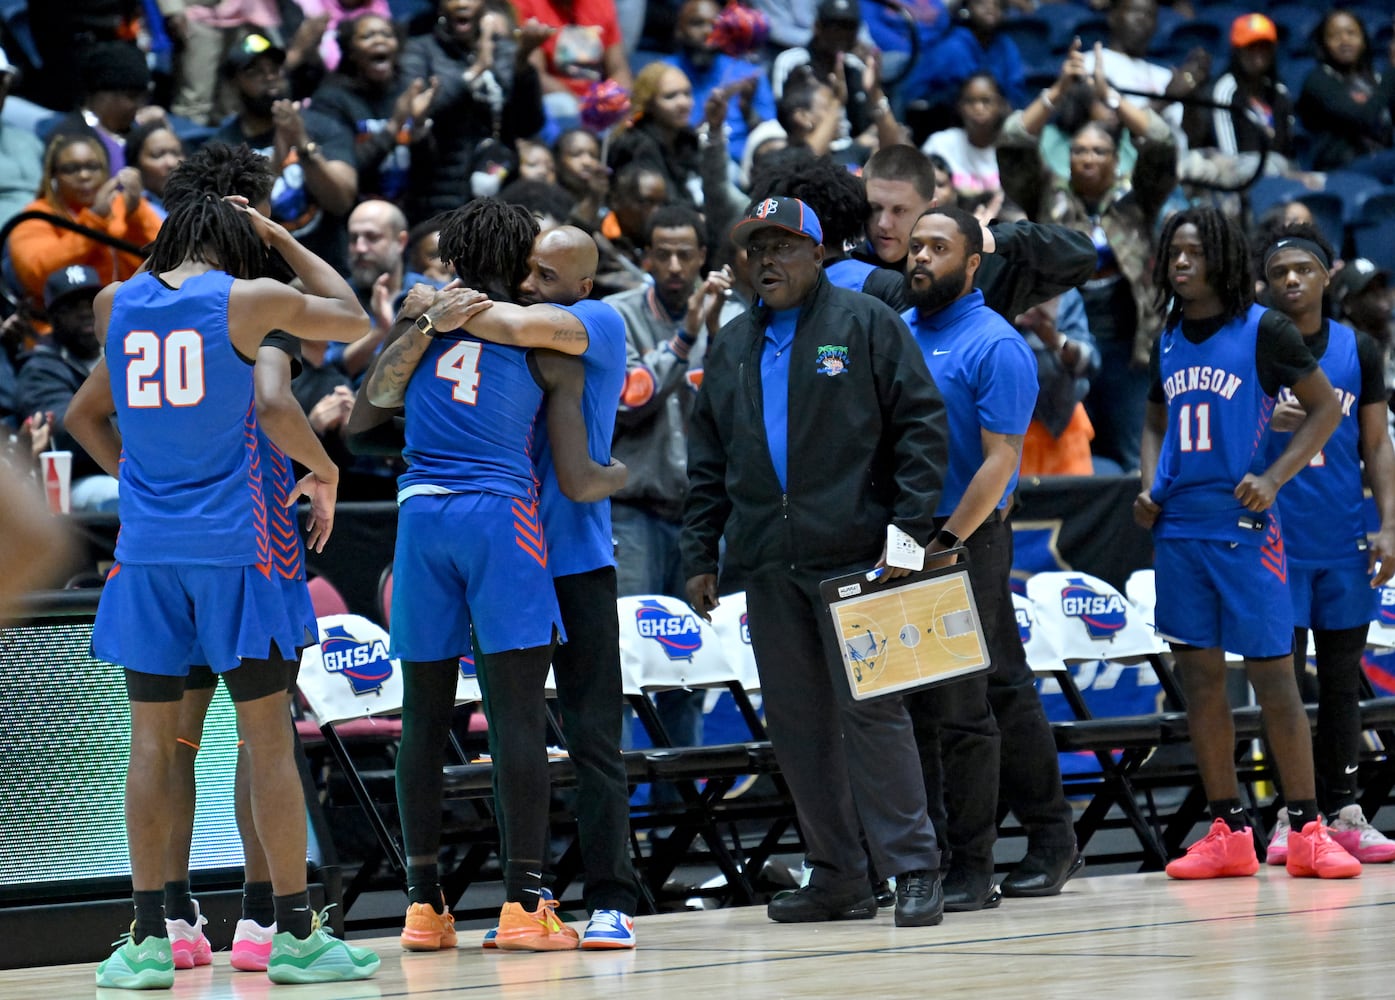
[1247,174,1307,222]
[1000,14,1057,71]
[1350,191,1395,274]
[306,574,350,618]
[1292,190,1345,251]
[1321,170,1386,225]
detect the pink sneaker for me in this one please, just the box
[1165,818,1260,879]
[230,918,276,972]
[1328,805,1395,863]
[1265,811,1290,866]
[1287,819,1361,879]
[166,901,212,969]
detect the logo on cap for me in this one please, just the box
[754,198,779,220]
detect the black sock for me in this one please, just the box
[163,879,196,925]
[504,860,544,911]
[1210,799,1248,832]
[406,864,443,911]
[1287,800,1321,831]
[243,881,274,926]
[133,890,167,943]
[273,892,313,939]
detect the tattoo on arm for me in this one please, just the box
[1004,433,1024,457]
[367,332,431,406]
[552,326,587,343]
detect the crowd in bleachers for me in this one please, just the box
[1,0,1395,496]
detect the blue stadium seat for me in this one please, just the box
[1001,14,1056,73]
[1247,174,1308,221]
[1156,20,1226,68]
[1322,170,1387,225]
[1283,56,1317,103]
[1293,190,1345,250]
[0,0,41,70]
[1032,3,1104,53]
[1349,191,1395,274]
[1269,4,1324,58]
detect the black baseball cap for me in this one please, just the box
[223,31,287,78]
[44,265,103,310]
[1333,257,1390,301]
[730,197,824,249]
[817,0,862,25]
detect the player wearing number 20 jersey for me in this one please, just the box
[390,332,564,660]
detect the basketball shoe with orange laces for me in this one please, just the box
[400,901,458,951]
[494,894,580,952]
[1165,818,1260,879]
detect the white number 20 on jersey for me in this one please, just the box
[435,341,482,404]
[125,329,206,408]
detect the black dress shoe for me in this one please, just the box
[768,884,878,923]
[1001,847,1085,898]
[941,867,1003,912]
[893,869,943,927]
[873,878,895,907]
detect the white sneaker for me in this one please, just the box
[230,918,276,972]
[166,900,212,969]
[1265,810,1291,866]
[581,909,636,950]
[1330,805,1395,863]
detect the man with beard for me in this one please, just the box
[16,264,118,511]
[211,31,358,276]
[337,199,411,379]
[663,0,776,163]
[900,207,1081,907]
[605,203,736,771]
[683,197,949,927]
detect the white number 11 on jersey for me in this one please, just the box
[435,341,482,404]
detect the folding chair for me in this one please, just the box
[617,594,770,904]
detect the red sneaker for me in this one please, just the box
[1165,818,1260,879]
[1287,819,1361,879]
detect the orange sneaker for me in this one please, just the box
[494,899,580,952]
[1165,818,1260,879]
[1287,819,1362,879]
[400,902,458,951]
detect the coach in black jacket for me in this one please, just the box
[681,197,949,928]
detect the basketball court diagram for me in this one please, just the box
[825,569,989,700]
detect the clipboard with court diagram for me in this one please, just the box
[819,559,990,701]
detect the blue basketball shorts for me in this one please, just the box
[185,576,315,692]
[1288,559,1376,632]
[390,492,564,660]
[93,562,300,677]
[1154,536,1293,659]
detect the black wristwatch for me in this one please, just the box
[935,528,961,550]
[414,313,437,338]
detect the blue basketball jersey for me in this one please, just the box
[903,291,1038,516]
[108,270,268,568]
[1151,304,1276,545]
[533,300,628,577]
[1266,320,1365,565]
[826,257,879,293]
[397,336,544,501]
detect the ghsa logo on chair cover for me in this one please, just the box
[1059,577,1127,640]
[739,611,751,644]
[635,598,703,661]
[1015,603,1033,646]
[1379,586,1395,627]
[320,623,393,695]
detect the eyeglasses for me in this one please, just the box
[55,161,105,176]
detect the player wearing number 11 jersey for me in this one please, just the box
[1134,207,1350,882]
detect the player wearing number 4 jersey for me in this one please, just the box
[364,200,627,954]
[1134,207,1353,881]
[66,164,381,988]
[1260,225,1395,866]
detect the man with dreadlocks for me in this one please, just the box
[64,169,381,987]
[1133,206,1352,881]
[364,199,628,953]
[1258,223,1395,868]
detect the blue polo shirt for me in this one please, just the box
[825,257,879,293]
[902,289,1037,516]
[761,308,800,491]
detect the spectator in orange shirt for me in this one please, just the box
[6,132,162,323]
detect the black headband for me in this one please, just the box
[1264,237,1331,274]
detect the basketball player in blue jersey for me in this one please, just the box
[64,185,381,987]
[363,200,627,954]
[1133,206,1355,882]
[899,206,1081,910]
[1259,225,1395,867]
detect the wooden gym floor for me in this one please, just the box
[7,865,1395,998]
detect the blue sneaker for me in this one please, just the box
[267,908,380,984]
[95,924,175,989]
[581,909,636,950]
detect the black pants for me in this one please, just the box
[1294,624,1366,815]
[913,516,1074,869]
[746,566,940,893]
[550,567,640,913]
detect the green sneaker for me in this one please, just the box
[267,908,380,985]
[95,923,175,990]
